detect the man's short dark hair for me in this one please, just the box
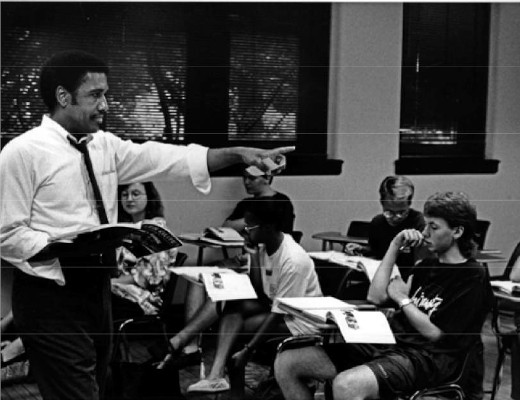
[424,191,477,258]
[40,50,109,111]
[246,197,291,231]
[379,175,415,204]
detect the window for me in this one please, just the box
[396,3,499,174]
[1,3,342,175]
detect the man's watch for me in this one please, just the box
[398,298,413,309]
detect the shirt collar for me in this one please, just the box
[41,115,94,145]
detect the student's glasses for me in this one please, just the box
[383,209,410,220]
[121,190,145,200]
[243,225,260,234]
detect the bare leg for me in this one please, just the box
[181,283,207,352]
[170,297,218,351]
[206,299,266,380]
[332,365,379,400]
[275,345,337,400]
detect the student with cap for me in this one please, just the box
[223,165,295,234]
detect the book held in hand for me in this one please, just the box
[50,221,182,258]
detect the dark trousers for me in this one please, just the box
[12,254,114,400]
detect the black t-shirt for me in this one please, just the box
[391,257,493,354]
[368,208,425,279]
[226,192,295,233]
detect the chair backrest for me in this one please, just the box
[290,231,303,244]
[314,259,355,299]
[474,219,491,250]
[158,252,188,316]
[501,241,520,280]
[174,251,188,267]
[346,220,370,239]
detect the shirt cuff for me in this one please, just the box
[186,144,211,195]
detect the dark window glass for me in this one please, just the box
[399,3,490,159]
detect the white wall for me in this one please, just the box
[2,3,520,315]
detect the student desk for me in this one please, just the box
[312,231,368,251]
[179,234,243,265]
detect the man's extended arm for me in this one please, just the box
[207,146,295,173]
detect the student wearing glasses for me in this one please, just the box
[346,175,425,280]
[164,197,322,393]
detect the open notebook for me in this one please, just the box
[277,296,395,344]
[308,252,400,282]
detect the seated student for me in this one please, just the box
[346,175,425,280]
[165,197,322,393]
[275,191,492,400]
[223,165,295,234]
[172,165,297,366]
[507,243,520,400]
[111,182,177,319]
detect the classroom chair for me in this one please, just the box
[489,241,520,400]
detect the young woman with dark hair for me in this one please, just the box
[111,182,176,318]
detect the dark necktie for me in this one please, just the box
[68,136,109,224]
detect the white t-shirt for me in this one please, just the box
[260,234,322,335]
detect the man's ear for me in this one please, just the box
[56,86,71,108]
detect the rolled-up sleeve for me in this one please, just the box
[0,143,50,275]
[186,144,211,195]
[111,135,211,194]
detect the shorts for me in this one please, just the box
[323,343,441,399]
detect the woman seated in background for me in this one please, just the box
[111,182,178,319]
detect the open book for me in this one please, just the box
[491,280,520,297]
[277,296,395,344]
[201,227,245,246]
[171,267,257,302]
[277,296,357,325]
[308,251,400,282]
[50,222,182,258]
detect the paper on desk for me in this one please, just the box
[201,272,257,302]
[329,309,395,344]
[170,266,237,285]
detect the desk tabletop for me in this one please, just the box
[476,251,506,264]
[312,231,369,245]
[493,289,520,305]
[179,234,244,248]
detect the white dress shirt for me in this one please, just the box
[0,115,210,284]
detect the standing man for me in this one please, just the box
[0,50,293,400]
